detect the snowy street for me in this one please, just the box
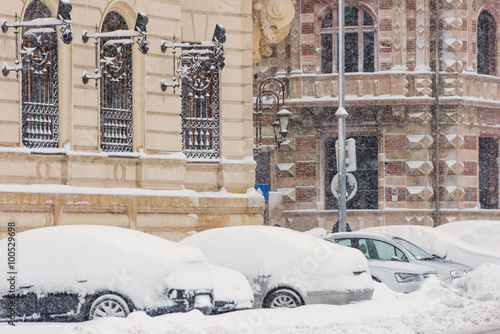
[2,263,500,334]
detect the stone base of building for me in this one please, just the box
[283,209,500,232]
[0,188,264,241]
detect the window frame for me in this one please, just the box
[99,11,134,153]
[21,0,60,149]
[319,5,377,74]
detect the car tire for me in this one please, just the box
[264,289,302,308]
[88,294,130,320]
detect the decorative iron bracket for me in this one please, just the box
[160,24,226,94]
[81,12,150,86]
[1,0,73,78]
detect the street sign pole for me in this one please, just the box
[336,0,348,232]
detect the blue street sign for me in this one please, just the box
[254,184,269,204]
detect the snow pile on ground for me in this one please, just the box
[10,264,500,334]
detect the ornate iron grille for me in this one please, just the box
[181,56,220,159]
[99,12,133,152]
[21,1,59,149]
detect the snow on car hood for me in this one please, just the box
[0,225,213,309]
[361,225,500,269]
[181,226,373,295]
[209,265,254,310]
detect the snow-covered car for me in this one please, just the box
[435,220,500,252]
[325,232,471,279]
[362,225,500,269]
[210,265,254,314]
[181,225,374,309]
[0,225,214,322]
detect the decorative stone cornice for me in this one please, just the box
[253,0,295,72]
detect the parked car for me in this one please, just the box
[435,220,500,252]
[324,232,471,279]
[180,225,374,309]
[0,225,215,322]
[209,265,254,314]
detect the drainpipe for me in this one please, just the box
[432,0,441,227]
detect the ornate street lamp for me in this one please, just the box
[254,77,291,150]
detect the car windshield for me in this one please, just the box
[392,237,433,259]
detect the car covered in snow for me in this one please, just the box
[180,225,374,308]
[325,232,471,280]
[0,225,215,322]
[209,265,254,314]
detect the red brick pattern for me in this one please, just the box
[463,135,477,150]
[385,162,405,176]
[385,187,406,201]
[296,162,316,177]
[296,188,317,202]
[384,135,405,150]
[464,161,477,176]
[296,137,316,151]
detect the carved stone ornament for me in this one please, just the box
[252,0,295,72]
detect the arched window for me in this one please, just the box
[22,1,59,148]
[100,11,133,152]
[477,11,497,75]
[320,6,375,73]
[180,48,220,160]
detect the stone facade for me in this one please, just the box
[0,0,263,240]
[255,0,500,230]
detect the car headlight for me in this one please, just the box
[450,269,467,279]
[395,272,422,283]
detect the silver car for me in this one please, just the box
[325,232,471,280]
[181,226,374,309]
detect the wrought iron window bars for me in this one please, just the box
[1,0,73,78]
[81,12,149,85]
[160,24,226,160]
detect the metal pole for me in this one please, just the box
[336,0,348,232]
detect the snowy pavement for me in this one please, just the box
[2,263,500,334]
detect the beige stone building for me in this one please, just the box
[255,0,500,231]
[0,0,264,240]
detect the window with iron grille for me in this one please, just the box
[21,0,59,148]
[320,6,376,74]
[100,11,133,152]
[181,50,220,160]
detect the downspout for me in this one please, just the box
[432,0,441,227]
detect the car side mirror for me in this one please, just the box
[391,256,403,262]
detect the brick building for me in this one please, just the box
[255,0,500,230]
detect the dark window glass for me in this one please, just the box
[326,136,378,210]
[321,34,333,73]
[21,1,59,148]
[100,12,133,152]
[478,11,496,75]
[320,7,375,73]
[345,7,358,26]
[363,32,375,72]
[363,10,374,26]
[321,11,333,28]
[345,33,358,72]
[479,137,498,209]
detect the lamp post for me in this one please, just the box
[254,77,291,150]
[337,0,348,232]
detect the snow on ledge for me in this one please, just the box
[0,184,265,207]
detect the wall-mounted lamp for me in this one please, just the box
[81,12,150,85]
[254,77,291,150]
[1,0,73,77]
[160,24,226,94]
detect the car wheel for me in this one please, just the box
[88,294,130,320]
[264,289,302,308]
